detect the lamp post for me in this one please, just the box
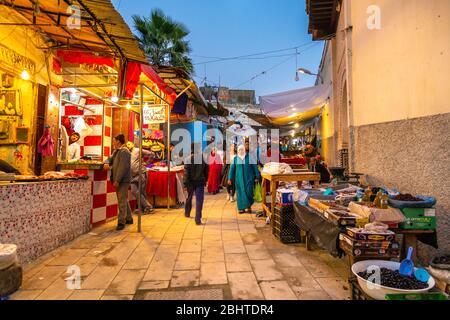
[296,68,324,84]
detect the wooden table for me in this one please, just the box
[261,172,320,218]
[390,229,436,263]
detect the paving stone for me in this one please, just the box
[35,277,74,300]
[21,266,67,290]
[122,240,157,270]
[259,281,297,300]
[46,255,81,266]
[272,253,302,267]
[81,266,122,290]
[138,281,170,290]
[227,272,264,300]
[9,290,42,300]
[201,247,225,263]
[246,244,271,260]
[174,252,201,270]
[171,270,200,288]
[142,245,178,281]
[200,262,228,285]
[179,239,202,253]
[68,290,104,300]
[295,289,331,300]
[105,269,145,295]
[250,259,283,281]
[303,261,339,278]
[279,267,323,291]
[241,233,264,245]
[225,253,252,272]
[223,241,246,254]
[315,277,351,300]
[101,295,134,300]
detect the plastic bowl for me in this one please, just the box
[351,260,435,300]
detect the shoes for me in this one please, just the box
[238,210,245,214]
[116,224,125,231]
[230,196,235,202]
[144,207,155,214]
[226,194,230,201]
[185,214,190,218]
[195,221,203,225]
[126,218,134,225]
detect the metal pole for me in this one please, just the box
[167,99,171,210]
[138,84,144,233]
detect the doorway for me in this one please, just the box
[34,84,47,175]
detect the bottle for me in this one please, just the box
[373,191,383,208]
[362,188,372,202]
[380,194,389,209]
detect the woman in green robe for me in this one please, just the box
[228,145,261,213]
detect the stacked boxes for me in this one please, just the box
[340,228,400,258]
[400,208,436,230]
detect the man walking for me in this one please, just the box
[183,143,209,225]
[126,141,155,214]
[106,134,132,231]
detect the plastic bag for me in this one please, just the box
[254,183,262,203]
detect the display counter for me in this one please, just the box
[146,168,185,207]
[0,179,92,264]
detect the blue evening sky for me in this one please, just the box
[112,0,324,100]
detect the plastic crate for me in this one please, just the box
[400,208,436,230]
[349,278,374,300]
[272,207,301,244]
[272,225,301,244]
[385,293,448,300]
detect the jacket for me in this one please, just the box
[183,154,209,187]
[108,146,131,184]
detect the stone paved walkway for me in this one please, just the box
[11,192,351,300]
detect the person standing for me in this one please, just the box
[222,144,237,202]
[228,145,261,214]
[207,147,223,195]
[309,156,333,184]
[67,132,81,162]
[105,134,132,231]
[184,144,209,225]
[126,141,155,214]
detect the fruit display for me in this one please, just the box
[393,194,422,202]
[358,268,429,290]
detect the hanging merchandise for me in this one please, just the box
[172,93,188,115]
[186,100,196,119]
[37,125,55,157]
[13,147,23,161]
[73,116,92,140]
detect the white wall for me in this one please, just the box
[351,0,450,126]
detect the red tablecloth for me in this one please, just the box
[146,170,182,198]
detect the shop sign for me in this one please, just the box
[0,44,35,73]
[143,106,166,124]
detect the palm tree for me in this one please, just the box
[133,9,194,75]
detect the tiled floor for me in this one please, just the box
[10,191,351,300]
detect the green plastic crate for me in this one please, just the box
[385,293,448,300]
[400,208,436,230]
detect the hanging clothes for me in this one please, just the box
[172,93,188,115]
[37,127,55,157]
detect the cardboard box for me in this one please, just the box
[339,238,400,258]
[400,208,436,230]
[339,233,399,250]
[346,227,396,242]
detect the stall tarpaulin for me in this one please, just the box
[123,62,177,104]
[56,50,115,68]
[260,85,331,125]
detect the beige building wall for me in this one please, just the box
[351,0,450,126]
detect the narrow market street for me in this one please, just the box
[11,191,350,301]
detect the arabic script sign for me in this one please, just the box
[143,106,166,124]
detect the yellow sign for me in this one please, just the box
[143,106,166,125]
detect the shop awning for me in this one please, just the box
[260,84,331,126]
[1,0,147,63]
[153,66,209,116]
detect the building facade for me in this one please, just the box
[310,0,450,261]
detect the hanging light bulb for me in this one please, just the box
[21,69,30,81]
[294,123,300,128]
[126,102,131,110]
[111,96,119,103]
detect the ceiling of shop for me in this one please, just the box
[306,0,341,40]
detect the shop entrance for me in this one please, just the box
[33,84,47,175]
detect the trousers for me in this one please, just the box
[131,174,151,211]
[116,182,132,225]
[185,184,205,224]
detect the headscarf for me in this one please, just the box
[237,144,246,161]
[209,147,223,165]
